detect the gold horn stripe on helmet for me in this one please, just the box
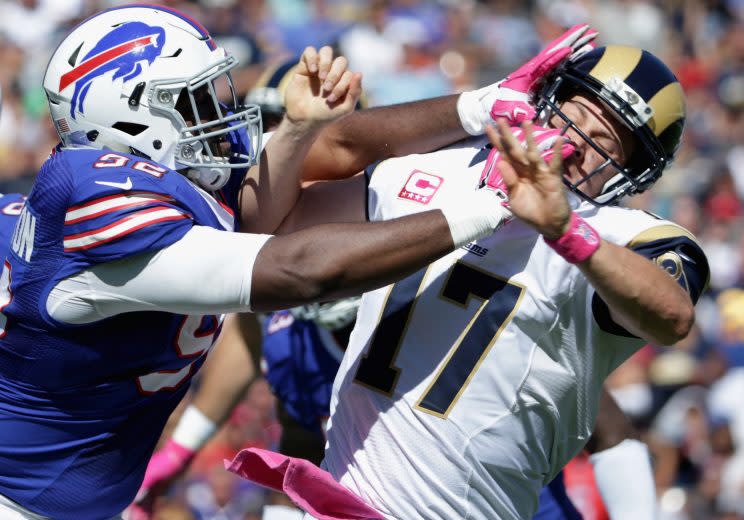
[647,81,685,136]
[587,45,643,86]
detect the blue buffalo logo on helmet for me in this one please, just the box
[58,22,166,119]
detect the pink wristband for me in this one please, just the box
[544,212,600,263]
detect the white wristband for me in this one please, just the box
[171,404,218,451]
[440,189,511,248]
[589,439,657,520]
[262,504,304,520]
[457,83,501,136]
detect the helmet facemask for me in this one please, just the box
[290,297,362,332]
[148,54,262,191]
[536,64,671,206]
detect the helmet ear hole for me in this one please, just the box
[112,122,148,136]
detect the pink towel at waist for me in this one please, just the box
[225,447,384,520]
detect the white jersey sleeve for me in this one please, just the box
[47,226,272,324]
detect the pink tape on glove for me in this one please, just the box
[479,125,576,202]
[226,447,385,520]
[489,24,598,126]
[544,212,601,263]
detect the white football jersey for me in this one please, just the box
[322,137,699,520]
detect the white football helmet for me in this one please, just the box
[43,5,262,191]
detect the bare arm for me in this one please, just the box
[192,313,261,424]
[239,47,362,234]
[300,24,601,182]
[276,175,367,234]
[577,241,694,345]
[239,119,325,234]
[586,387,638,453]
[302,95,467,182]
[250,211,455,311]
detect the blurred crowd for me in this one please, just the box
[2,0,744,519]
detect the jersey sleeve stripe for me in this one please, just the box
[63,207,190,252]
[626,224,699,248]
[65,192,174,225]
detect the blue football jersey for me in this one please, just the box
[262,311,343,433]
[534,472,583,520]
[0,148,240,519]
[0,193,25,257]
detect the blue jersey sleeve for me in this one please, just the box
[60,150,195,264]
[592,228,710,338]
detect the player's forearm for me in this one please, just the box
[250,211,456,311]
[303,95,466,181]
[250,189,509,311]
[579,240,695,345]
[192,313,259,425]
[239,119,325,234]
[585,387,638,454]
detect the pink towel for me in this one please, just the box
[225,448,384,520]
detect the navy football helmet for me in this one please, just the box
[536,45,686,205]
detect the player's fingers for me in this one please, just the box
[498,158,519,189]
[327,69,353,104]
[486,124,522,186]
[318,46,334,80]
[300,46,319,74]
[495,120,528,167]
[485,124,502,155]
[549,137,565,174]
[323,55,349,94]
[547,24,589,53]
[573,28,599,50]
[348,72,363,104]
[522,122,541,163]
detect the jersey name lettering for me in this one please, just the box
[11,206,36,262]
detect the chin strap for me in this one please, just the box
[186,165,231,191]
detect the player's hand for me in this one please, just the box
[129,439,196,518]
[479,123,574,208]
[458,25,598,135]
[284,46,363,128]
[485,120,574,240]
[490,24,598,126]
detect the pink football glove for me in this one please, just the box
[489,24,598,125]
[458,24,598,135]
[128,439,195,519]
[479,124,576,207]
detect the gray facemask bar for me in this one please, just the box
[149,55,263,172]
[290,297,363,331]
[536,74,665,206]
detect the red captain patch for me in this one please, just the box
[398,170,443,205]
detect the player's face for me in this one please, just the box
[549,94,636,198]
[175,84,232,158]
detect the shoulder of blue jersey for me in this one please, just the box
[42,148,197,262]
